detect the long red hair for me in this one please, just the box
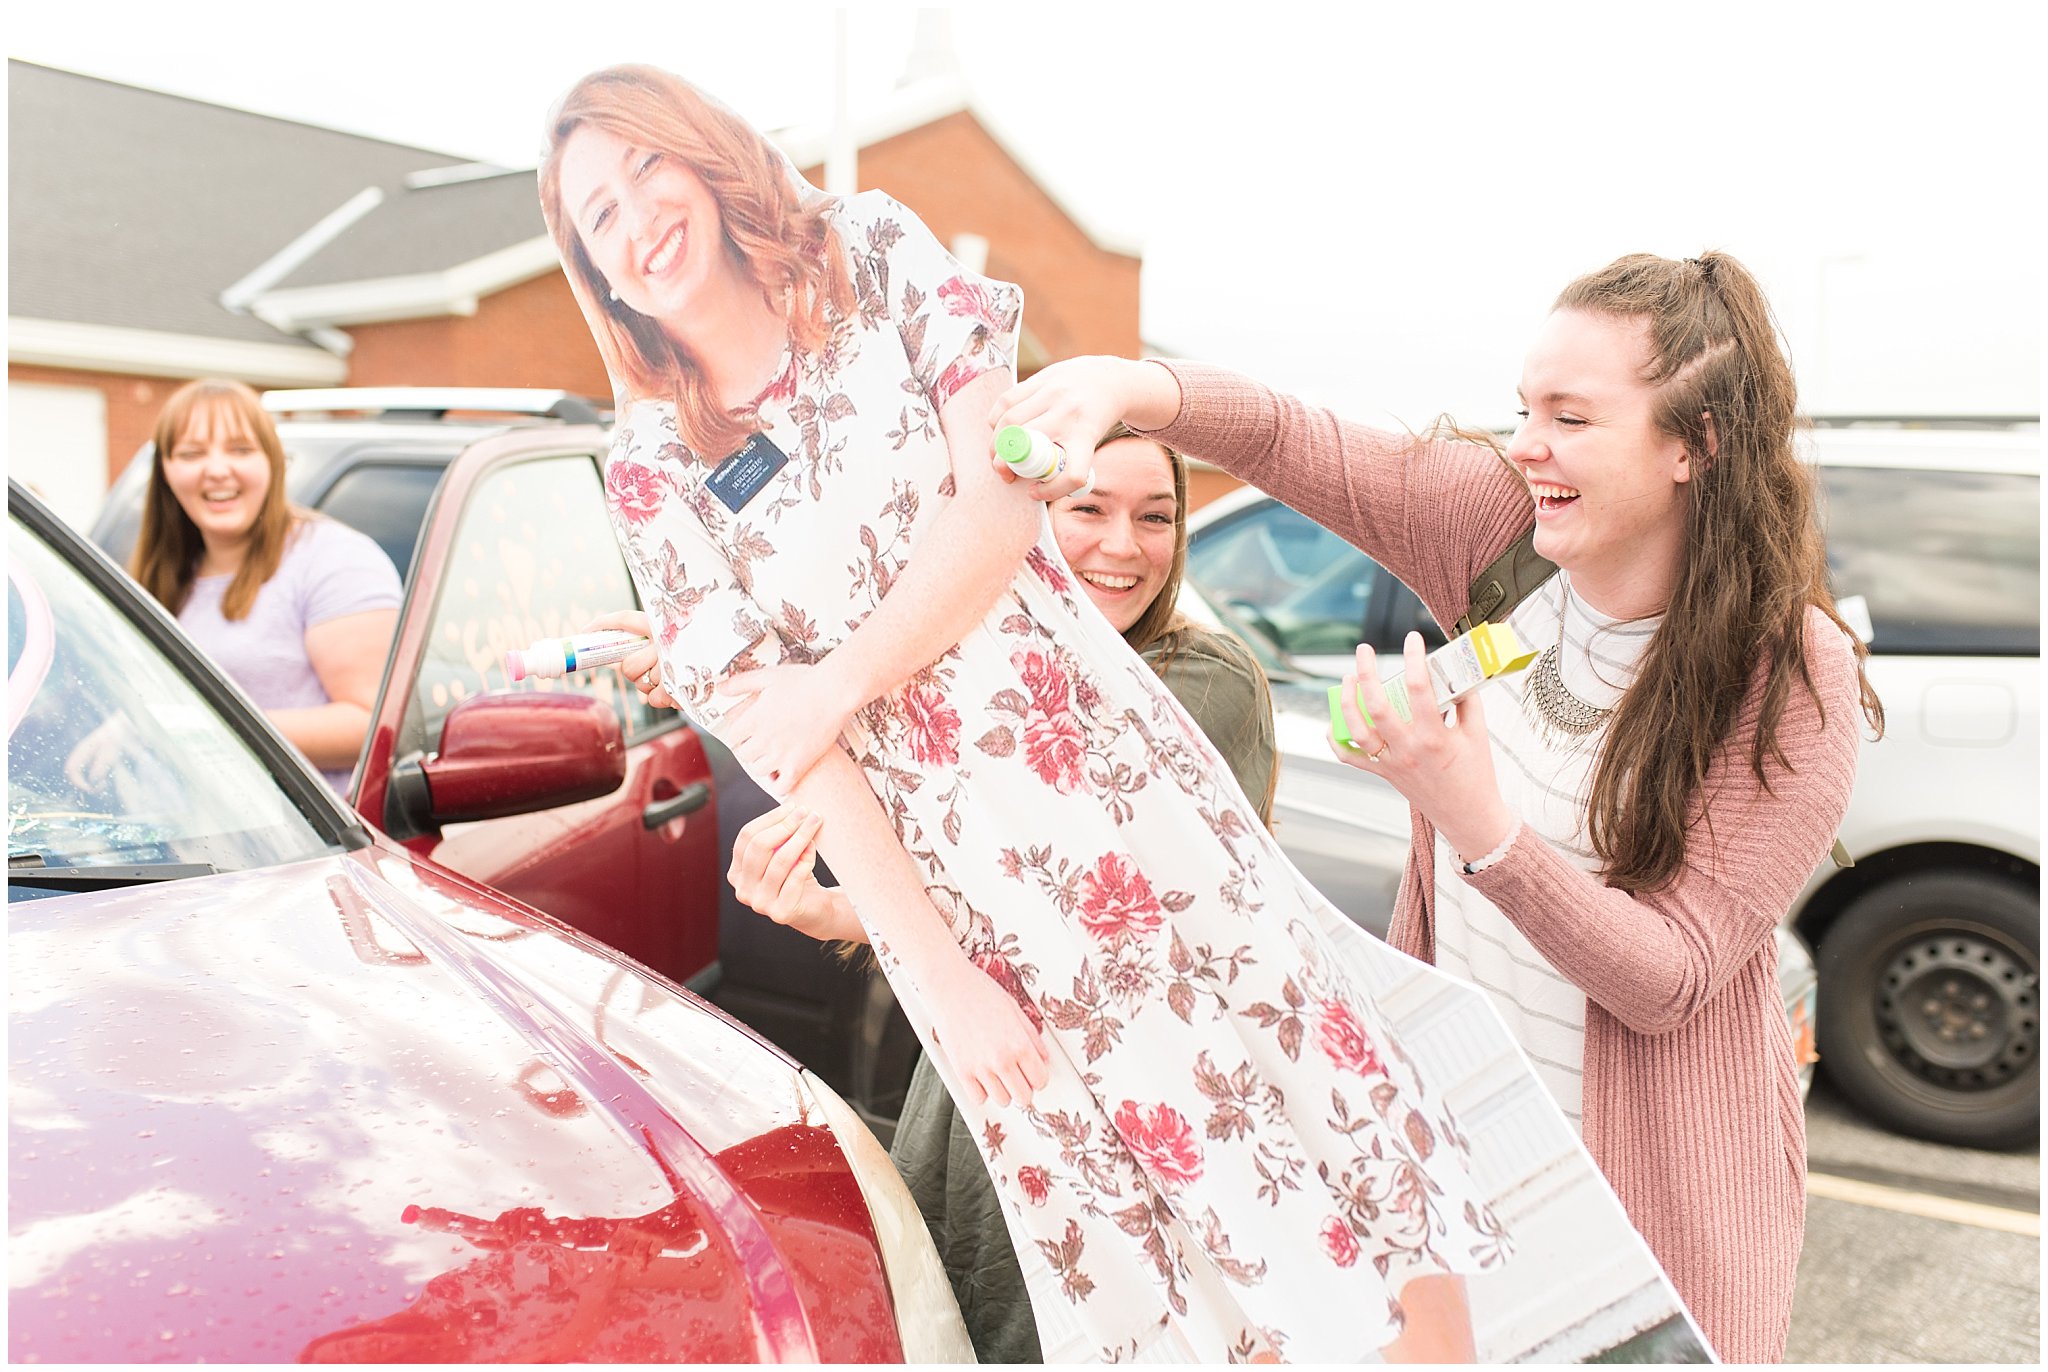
[538,64,854,458]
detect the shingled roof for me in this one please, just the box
[10,60,1135,382]
[268,167,544,291]
[7,60,480,356]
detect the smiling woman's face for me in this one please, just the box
[160,402,272,551]
[1052,437,1180,634]
[557,123,730,326]
[1504,308,1693,609]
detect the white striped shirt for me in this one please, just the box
[1433,572,1659,1132]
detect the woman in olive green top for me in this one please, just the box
[725,427,1278,1361]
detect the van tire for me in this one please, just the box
[1816,869,2038,1149]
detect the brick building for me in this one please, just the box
[7,59,1140,525]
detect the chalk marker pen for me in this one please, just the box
[1329,621,1539,745]
[505,630,648,683]
[995,424,1064,480]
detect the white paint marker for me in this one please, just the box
[995,424,1064,480]
[504,630,648,682]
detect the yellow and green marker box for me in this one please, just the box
[1329,621,1538,746]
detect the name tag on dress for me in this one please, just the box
[707,433,790,512]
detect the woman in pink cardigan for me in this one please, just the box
[993,251,1882,1362]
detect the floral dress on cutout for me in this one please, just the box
[602,190,1508,1363]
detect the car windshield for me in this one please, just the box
[1176,580,1301,680]
[7,513,340,888]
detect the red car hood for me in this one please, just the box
[8,842,897,1363]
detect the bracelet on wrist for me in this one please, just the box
[1458,823,1521,876]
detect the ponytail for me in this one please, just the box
[1556,252,1882,891]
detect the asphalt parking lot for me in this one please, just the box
[1788,1078,2039,1364]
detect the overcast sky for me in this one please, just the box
[10,1,2041,425]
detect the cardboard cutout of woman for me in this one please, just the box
[540,65,1694,1364]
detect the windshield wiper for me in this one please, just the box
[7,853,218,890]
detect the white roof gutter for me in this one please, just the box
[8,317,349,386]
[245,236,563,332]
[219,186,386,314]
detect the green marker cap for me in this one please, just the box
[994,425,1036,466]
[1328,683,1374,746]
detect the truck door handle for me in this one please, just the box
[643,781,711,830]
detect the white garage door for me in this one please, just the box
[8,382,109,530]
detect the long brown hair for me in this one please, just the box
[1095,425,1279,826]
[538,64,855,459]
[1551,252,1883,891]
[132,378,298,620]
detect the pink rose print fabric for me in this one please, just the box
[901,681,962,768]
[1078,854,1165,947]
[1315,997,1386,1076]
[597,189,1507,1362]
[604,460,671,530]
[1114,1101,1206,1191]
[1322,1216,1362,1268]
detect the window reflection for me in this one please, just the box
[1821,468,2039,654]
[397,454,672,760]
[315,462,445,580]
[1187,503,1378,657]
[7,519,331,878]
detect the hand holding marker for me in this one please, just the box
[512,431,1084,698]
[1330,621,1537,743]
[508,427,1104,710]
[505,630,649,683]
[996,425,1092,495]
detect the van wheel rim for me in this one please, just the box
[1876,933,2037,1085]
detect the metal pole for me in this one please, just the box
[826,8,857,195]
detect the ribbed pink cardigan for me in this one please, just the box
[1144,362,1862,1364]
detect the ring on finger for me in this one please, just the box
[1367,741,1390,763]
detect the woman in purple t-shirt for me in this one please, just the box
[127,378,401,792]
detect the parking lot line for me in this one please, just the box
[1807,1170,2041,1237]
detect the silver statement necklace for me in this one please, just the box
[1526,581,1614,740]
